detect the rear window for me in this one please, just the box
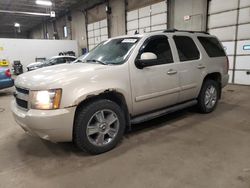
[198,37,226,57]
[173,36,200,62]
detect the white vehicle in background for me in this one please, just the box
[26,56,76,71]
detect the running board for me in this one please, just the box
[130,100,197,124]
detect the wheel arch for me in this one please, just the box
[74,89,131,132]
[201,72,222,98]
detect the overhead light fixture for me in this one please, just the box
[36,0,52,6]
[14,23,20,27]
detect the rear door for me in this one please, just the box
[130,35,180,115]
[173,35,206,102]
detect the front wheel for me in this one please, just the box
[73,99,126,154]
[197,79,220,113]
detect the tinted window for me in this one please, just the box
[55,58,66,64]
[198,37,226,57]
[142,36,173,64]
[173,36,200,61]
[66,57,76,62]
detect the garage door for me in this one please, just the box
[126,1,168,35]
[87,19,108,50]
[207,0,250,85]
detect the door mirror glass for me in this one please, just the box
[140,52,157,60]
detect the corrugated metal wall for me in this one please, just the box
[208,0,250,85]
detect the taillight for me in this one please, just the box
[5,69,11,78]
[225,56,229,73]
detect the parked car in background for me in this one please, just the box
[0,67,14,90]
[26,56,76,71]
[12,30,229,154]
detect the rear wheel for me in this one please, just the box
[197,79,220,113]
[73,99,126,154]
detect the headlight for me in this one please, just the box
[30,89,62,110]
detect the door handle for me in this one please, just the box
[197,64,206,69]
[167,69,177,75]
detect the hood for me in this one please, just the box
[15,63,109,90]
[27,62,44,68]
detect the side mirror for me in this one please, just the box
[140,52,157,60]
[135,52,158,69]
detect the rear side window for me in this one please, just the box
[198,37,226,57]
[173,36,200,61]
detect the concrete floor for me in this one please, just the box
[0,85,250,188]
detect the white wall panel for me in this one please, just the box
[87,19,108,50]
[126,1,167,34]
[94,29,100,36]
[234,71,250,85]
[228,56,234,70]
[100,19,107,27]
[208,0,250,85]
[208,26,236,41]
[151,13,167,25]
[235,56,250,69]
[88,38,94,45]
[101,27,108,35]
[88,31,94,38]
[101,35,108,41]
[139,27,150,33]
[222,41,235,55]
[127,30,136,35]
[236,40,250,55]
[127,10,138,21]
[87,24,94,31]
[127,20,138,30]
[208,0,237,14]
[208,10,237,28]
[228,70,233,83]
[139,17,150,28]
[151,1,167,15]
[139,6,150,18]
[238,7,250,24]
[240,0,250,8]
[151,24,167,31]
[237,24,250,40]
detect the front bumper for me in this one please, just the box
[11,100,76,142]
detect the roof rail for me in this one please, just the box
[163,29,209,35]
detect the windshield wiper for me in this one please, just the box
[86,59,107,65]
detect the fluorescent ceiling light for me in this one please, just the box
[36,0,52,6]
[14,23,20,27]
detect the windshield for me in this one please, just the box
[75,37,140,65]
[43,57,56,65]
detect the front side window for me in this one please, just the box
[198,37,226,57]
[140,36,173,65]
[173,36,200,62]
[75,37,140,65]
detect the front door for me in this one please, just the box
[130,35,180,116]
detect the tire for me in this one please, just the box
[73,99,126,154]
[197,79,220,113]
